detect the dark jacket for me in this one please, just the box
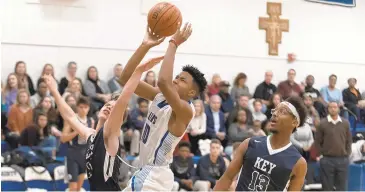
[170,156,197,190]
[196,154,226,188]
[218,91,234,114]
[343,88,362,109]
[205,107,226,138]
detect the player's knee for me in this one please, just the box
[172,181,179,191]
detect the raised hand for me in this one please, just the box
[137,56,164,72]
[42,74,58,92]
[142,26,166,47]
[171,22,192,47]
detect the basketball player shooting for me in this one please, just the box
[214,96,308,191]
[42,58,162,191]
[120,23,207,191]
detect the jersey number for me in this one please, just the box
[248,170,270,191]
[141,124,150,144]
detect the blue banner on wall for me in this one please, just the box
[305,0,356,7]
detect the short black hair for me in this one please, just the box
[286,96,307,131]
[210,138,222,146]
[178,141,191,149]
[137,97,149,105]
[77,96,90,106]
[182,65,207,94]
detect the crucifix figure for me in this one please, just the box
[259,2,289,56]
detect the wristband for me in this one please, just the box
[169,39,178,48]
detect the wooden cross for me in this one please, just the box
[259,2,289,56]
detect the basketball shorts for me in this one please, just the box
[123,165,174,192]
[66,149,87,182]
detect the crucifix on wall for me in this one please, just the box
[259,2,289,56]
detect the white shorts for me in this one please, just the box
[123,165,174,192]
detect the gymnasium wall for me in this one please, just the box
[1,0,365,91]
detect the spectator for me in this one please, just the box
[3,73,19,113]
[343,78,363,121]
[218,81,234,118]
[248,119,266,137]
[108,63,123,93]
[231,73,250,101]
[62,78,84,101]
[277,69,302,99]
[196,139,226,189]
[208,74,221,96]
[304,75,327,118]
[127,97,148,155]
[226,109,252,155]
[227,95,253,127]
[33,96,59,128]
[302,94,320,132]
[7,89,33,135]
[84,66,111,110]
[350,138,365,164]
[144,71,157,87]
[253,70,277,106]
[57,94,77,131]
[290,119,314,160]
[320,74,344,106]
[171,142,200,191]
[265,93,282,120]
[315,102,352,191]
[251,99,267,122]
[59,61,78,95]
[65,94,77,107]
[20,113,57,157]
[14,61,35,95]
[30,78,55,108]
[205,95,226,144]
[38,64,58,91]
[187,99,207,155]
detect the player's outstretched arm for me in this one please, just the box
[287,157,307,191]
[214,138,250,191]
[119,26,164,101]
[43,74,95,141]
[104,58,162,156]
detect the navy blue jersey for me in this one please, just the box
[235,136,302,191]
[85,127,121,191]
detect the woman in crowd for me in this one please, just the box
[230,72,250,101]
[264,93,282,119]
[187,99,207,155]
[38,64,58,87]
[57,94,78,131]
[207,74,221,96]
[14,61,35,95]
[83,66,111,110]
[59,61,78,95]
[226,109,252,156]
[30,78,55,108]
[33,96,59,128]
[62,78,84,100]
[65,94,77,106]
[143,70,157,87]
[3,73,20,113]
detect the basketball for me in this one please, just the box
[147,2,182,37]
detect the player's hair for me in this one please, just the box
[182,65,207,94]
[286,96,307,132]
[210,139,222,146]
[137,97,149,105]
[178,141,191,149]
[77,96,91,106]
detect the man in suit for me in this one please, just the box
[205,95,226,146]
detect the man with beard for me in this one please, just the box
[304,75,327,118]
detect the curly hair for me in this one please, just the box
[182,65,207,94]
[286,96,308,132]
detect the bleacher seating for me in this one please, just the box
[1,166,27,191]
[24,166,54,191]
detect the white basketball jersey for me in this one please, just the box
[139,93,195,167]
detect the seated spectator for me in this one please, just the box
[251,99,267,122]
[127,97,148,155]
[171,142,199,191]
[206,95,226,145]
[33,96,59,129]
[3,73,19,114]
[62,78,85,100]
[196,139,226,190]
[226,109,252,155]
[303,94,320,132]
[253,70,277,106]
[108,63,123,93]
[290,119,314,160]
[84,66,111,110]
[350,138,365,164]
[144,70,157,87]
[264,93,282,120]
[227,95,253,127]
[65,94,77,106]
[14,61,35,95]
[277,69,302,100]
[343,78,364,121]
[231,73,250,101]
[218,81,234,118]
[248,119,266,137]
[30,78,55,108]
[20,113,57,157]
[187,99,207,155]
[208,74,221,96]
[304,75,327,118]
[59,61,78,95]
[320,74,344,107]
[38,63,58,90]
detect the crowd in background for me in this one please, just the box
[2,61,365,191]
